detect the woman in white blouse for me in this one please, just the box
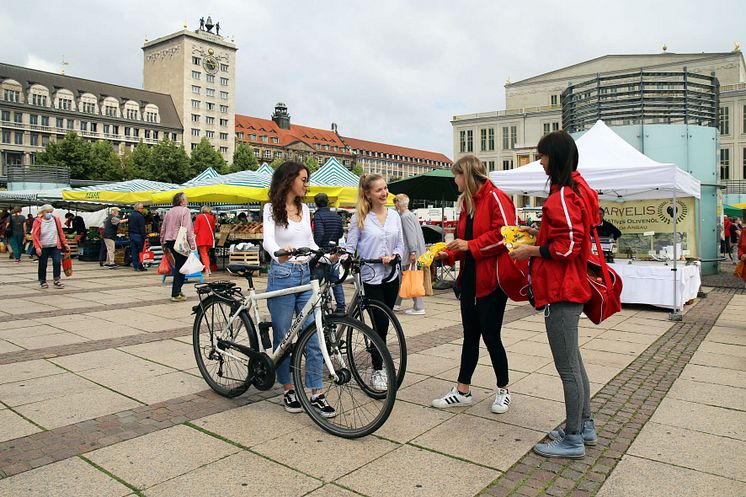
[263,161,335,418]
[344,174,404,390]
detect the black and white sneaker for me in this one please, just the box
[431,387,473,408]
[283,389,303,413]
[310,394,337,418]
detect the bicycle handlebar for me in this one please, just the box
[273,248,401,284]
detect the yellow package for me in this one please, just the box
[500,226,536,252]
[418,242,448,267]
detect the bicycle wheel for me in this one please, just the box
[351,298,407,388]
[292,315,396,438]
[193,295,258,398]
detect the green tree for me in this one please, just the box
[190,137,226,175]
[304,156,320,173]
[36,132,94,179]
[150,138,192,183]
[351,162,364,176]
[130,141,155,180]
[90,141,125,181]
[231,142,259,172]
[270,157,285,169]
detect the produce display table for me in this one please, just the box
[608,260,701,310]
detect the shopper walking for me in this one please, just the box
[344,174,404,391]
[511,130,598,459]
[128,203,147,272]
[160,192,196,302]
[393,193,427,315]
[102,207,124,268]
[738,226,746,288]
[7,206,26,263]
[32,205,69,289]
[431,156,517,414]
[194,205,216,277]
[312,192,346,312]
[263,161,335,417]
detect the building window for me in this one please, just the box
[82,102,95,113]
[32,94,47,106]
[263,150,271,158]
[220,91,228,100]
[220,63,229,72]
[55,117,62,128]
[40,115,49,126]
[220,77,229,86]
[720,148,730,180]
[206,74,215,83]
[192,85,201,94]
[32,114,40,125]
[543,123,550,135]
[145,112,157,123]
[272,137,279,144]
[206,88,215,97]
[191,128,200,136]
[466,130,473,152]
[191,100,200,109]
[551,94,558,106]
[206,102,215,111]
[124,127,131,137]
[219,132,228,140]
[91,122,97,132]
[253,147,259,156]
[191,114,200,123]
[220,105,228,113]
[206,116,215,124]
[192,56,201,65]
[191,143,197,150]
[14,132,23,145]
[133,128,139,137]
[3,89,20,102]
[67,119,74,129]
[1,130,9,143]
[502,127,509,149]
[105,105,117,117]
[42,135,50,146]
[30,133,39,146]
[719,106,730,135]
[480,129,487,151]
[220,146,228,154]
[502,160,513,170]
[488,128,495,151]
[103,124,110,134]
[126,108,138,120]
[171,133,177,141]
[80,121,88,131]
[487,161,495,171]
[459,131,466,153]
[58,98,72,110]
[219,118,228,126]
[0,110,8,122]
[205,130,214,138]
[13,112,22,123]
[192,70,201,80]
[510,126,517,148]
[552,122,560,131]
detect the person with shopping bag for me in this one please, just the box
[193,205,217,277]
[128,203,147,272]
[510,130,599,459]
[7,206,26,263]
[160,192,196,302]
[431,155,518,415]
[393,194,427,315]
[32,205,69,289]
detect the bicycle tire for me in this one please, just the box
[350,298,407,388]
[193,295,258,398]
[292,315,396,438]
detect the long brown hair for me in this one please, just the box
[452,155,489,216]
[268,161,309,228]
[355,173,385,230]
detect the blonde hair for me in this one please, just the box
[452,155,489,216]
[201,205,212,213]
[355,174,385,229]
[394,193,409,209]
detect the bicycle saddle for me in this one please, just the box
[227,263,261,275]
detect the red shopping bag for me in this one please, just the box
[62,249,73,277]
[584,229,623,324]
[157,256,172,275]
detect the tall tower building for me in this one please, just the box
[142,16,237,160]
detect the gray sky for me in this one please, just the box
[1,1,744,157]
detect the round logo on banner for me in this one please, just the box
[656,199,688,224]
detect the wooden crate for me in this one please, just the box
[66,240,79,256]
[228,250,260,265]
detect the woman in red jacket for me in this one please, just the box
[193,205,216,276]
[431,155,521,414]
[737,227,746,287]
[511,130,598,459]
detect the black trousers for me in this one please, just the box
[363,277,400,370]
[457,287,509,388]
[164,241,188,297]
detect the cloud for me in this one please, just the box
[24,54,59,74]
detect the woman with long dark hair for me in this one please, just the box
[511,130,598,459]
[431,155,518,414]
[262,161,335,418]
[344,173,404,391]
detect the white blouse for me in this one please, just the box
[262,203,318,262]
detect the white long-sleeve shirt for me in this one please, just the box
[262,203,318,262]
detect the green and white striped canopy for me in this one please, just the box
[69,179,179,192]
[310,157,359,187]
[183,167,222,187]
[256,163,274,176]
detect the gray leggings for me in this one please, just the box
[544,301,592,434]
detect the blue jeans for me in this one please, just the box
[130,234,145,270]
[38,247,62,283]
[314,263,346,311]
[266,261,323,389]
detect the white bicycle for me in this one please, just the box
[191,247,397,438]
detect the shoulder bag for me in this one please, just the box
[584,228,623,324]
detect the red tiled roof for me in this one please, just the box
[235,115,351,155]
[341,136,451,165]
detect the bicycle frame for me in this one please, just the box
[211,278,342,383]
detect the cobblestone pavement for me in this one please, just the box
[0,257,743,496]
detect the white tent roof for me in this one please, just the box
[490,120,700,200]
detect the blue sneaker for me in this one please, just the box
[548,419,597,446]
[534,433,585,459]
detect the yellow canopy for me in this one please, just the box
[150,185,268,205]
[731,202,746,209]
[62,190,155,204]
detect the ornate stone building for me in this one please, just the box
[143,17,237,160]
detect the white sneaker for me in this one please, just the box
[491,388,511,414]
[392,305,402,311]
[371,369,388,391]
[432,387,473,408]
[404,308,425,315]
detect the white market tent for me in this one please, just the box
[183,167,222,187]
[256,163,274,175]
[310,157,360,187]
[490,120,701,318]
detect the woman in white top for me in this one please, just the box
[263,161,335,418]
[344,174,404,388]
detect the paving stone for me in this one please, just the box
[0,409,42,443]
[649,397,746,441]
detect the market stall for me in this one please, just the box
[490,120,702,316]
